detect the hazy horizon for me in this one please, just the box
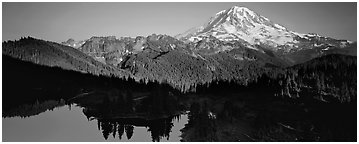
[2,2,357,42]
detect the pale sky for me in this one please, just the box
[2,2,357,42]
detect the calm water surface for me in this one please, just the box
[3,104,188,142]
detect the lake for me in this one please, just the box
[3,103,188,142]
[1,86,253,142]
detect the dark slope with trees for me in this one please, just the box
[2,54,115,117]
[2,37,131,78]
[258,54,357,141]
[277,54,356,103]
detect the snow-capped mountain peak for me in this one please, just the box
[176,6,353,53]
[177,6,295,47]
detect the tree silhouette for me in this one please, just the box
[100,121,112,140]
[125,125,134,140]
[118,124,124,140]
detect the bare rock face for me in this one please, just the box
[77,36,132,65]
[61,38,85,49]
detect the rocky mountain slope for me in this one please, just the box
[61,38,85,49]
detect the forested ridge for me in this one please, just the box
[277,54,356,102]
[2,37,357,103]
[2,37,131,78]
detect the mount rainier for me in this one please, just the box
[176,6,353,53]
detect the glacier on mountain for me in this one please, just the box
[175,6,353,52]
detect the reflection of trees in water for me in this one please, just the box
[3,99,66,118]
[99,120,112,140]
[96,115,179,141]
[97,120,134,140]
[118,124,124,140]
[79,85,181,120]
[125,125,134,140]
[147,117,173,142]
[77,85,184,141]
